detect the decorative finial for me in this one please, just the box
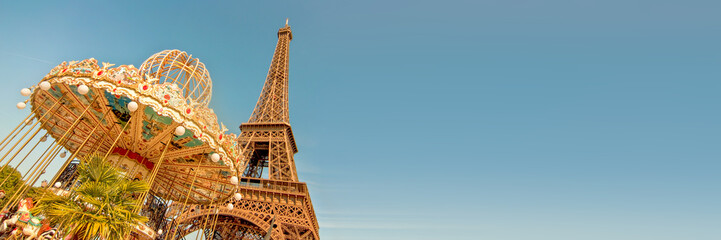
[285,18,289,26]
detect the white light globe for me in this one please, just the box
[227,203,234,210]
[158,229,163,235]
[230,176,239,185]
[77,84,89,95]
[211,153,220,162]
[174,126,186,136]
[16,102,26,109]
[127,101,138,112]
[20,88,31,97]
[234,193,242,201]
[54,182,61,188]
[39,81,51,91]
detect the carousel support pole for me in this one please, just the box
[87,121,112,158]
[25,142,63,190]
[4,103,86,207]
[112,145,131,169]
[203,170,232,239]
[49,107,112,187]
[101,119,132,162]
[28,142,65,188]
[49,124,97,187]
[65,102,132,197]
[0,140,57,209]
[0,129,60,189]
[3,139,63,216]
[1,96,97,209]
[0,126,46,187]
[0,95,51,156]
[208,173,229,237]
[0,96,63,168]
[193,169,229,240]
[133,133,172,214]
[1,141,61,211]
[1,118,62,183]
[11,143,64,207]
[0,95,57,154]
[0,111,35,152]
[87,103,128,159]
[194,201,213,240]
[165,157,205,240]
[206,203,222,240]
[0,124,43,167]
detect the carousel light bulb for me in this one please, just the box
[40,135,47,142]
[234,193,242,201]
[174,126,186,136]
[54,182,61,188]
[211,153,220,162]
[158,229,163,235]
[227,203,234,210]
[230,176,239,185]
[59,151,67,158]
[20,88,32,97]
[39,81,51,91]
[127,101,138,112]
[77,84,89,95]
[16,102,26,109]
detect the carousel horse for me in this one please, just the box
[0,198,44,239]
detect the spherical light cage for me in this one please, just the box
[139,50,212,106]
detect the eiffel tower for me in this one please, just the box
[172,20,319,240]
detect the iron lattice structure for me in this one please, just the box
[173,22,319,240]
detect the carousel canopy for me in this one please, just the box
[25,50,242,204]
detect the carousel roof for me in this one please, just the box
[26,51,242,204]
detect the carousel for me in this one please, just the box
[0,50,245,239]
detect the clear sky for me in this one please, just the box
[0,1,719,239]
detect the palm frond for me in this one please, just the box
[33,154,151,239]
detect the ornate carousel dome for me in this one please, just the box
[139,50,213,107]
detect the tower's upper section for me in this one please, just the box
[248,21,293,123]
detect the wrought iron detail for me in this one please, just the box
[140,194,169,231]
[55,159,80,189]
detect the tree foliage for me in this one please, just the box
[32,154,149,240]
[0,167,26,208]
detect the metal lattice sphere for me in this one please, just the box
[139,50,212,106]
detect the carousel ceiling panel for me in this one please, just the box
[104,91,133,125]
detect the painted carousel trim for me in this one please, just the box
[39,64,240,169]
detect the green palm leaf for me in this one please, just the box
[33,154,150,240]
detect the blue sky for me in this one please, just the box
[1,1,720,239]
